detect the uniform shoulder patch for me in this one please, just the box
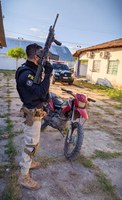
[28,74,34,80]
[26,79,33,86]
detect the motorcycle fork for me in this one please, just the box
[79,116,87,126]
[67,105,75,140]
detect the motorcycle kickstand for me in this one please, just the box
[59,129,65,137]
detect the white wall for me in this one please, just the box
[0,54,75,70]
[0,55,26,70]
[79,48,122,88]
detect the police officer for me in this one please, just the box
[16,43,53,190]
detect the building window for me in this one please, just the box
[92,60,101,72]
[107,60,119,75]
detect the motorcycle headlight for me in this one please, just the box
[78,101,86,108]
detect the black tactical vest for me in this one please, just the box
[15,64,36,103]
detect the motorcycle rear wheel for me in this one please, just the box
[64,122,83,160]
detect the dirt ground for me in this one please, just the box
[0,73,122,200]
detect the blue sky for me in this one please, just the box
[1,0,122,52]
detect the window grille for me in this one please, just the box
[107,60,119,75]
[92,60,101,72]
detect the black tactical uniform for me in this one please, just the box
[16,60,52,109]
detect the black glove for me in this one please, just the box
[43,61,53,75]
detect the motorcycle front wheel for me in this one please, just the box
[64,122,84,160]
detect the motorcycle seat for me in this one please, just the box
[54,100,69,108]
[52,94,64,107]
[50,92,71,108]
[54,98,64,107]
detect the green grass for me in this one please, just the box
[111,103,122,110]
[37,155,64,168]
[5,139,17,161]
[5,117,14,137]
[0,70,15,77]
[14,129,24,135]
[38,154,95,169]
[74,153,121,199]
[92,150,122,160]
[0,113,10,118]
[95,171,120,200]
[1,76,21,200]
[0,165,6,178]
[5,78,16,160]
[105,108,115,115]
[2,173,21,200]
[81,180,100,195]
[6,89,12,94]
[74,80,122,103]
[0,128,4,135]
[74,154,95,168]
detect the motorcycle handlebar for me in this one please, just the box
[61,88,75,96]
[61,88,96,102]
[87,98,96,102]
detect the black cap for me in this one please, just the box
[26,43,43,58]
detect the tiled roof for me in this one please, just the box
[0,1,6,47]
[73,38,122,57]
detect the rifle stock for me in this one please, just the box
[34,14,61,84]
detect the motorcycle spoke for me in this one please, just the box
[66,129,78,154]
[64,122,84,160]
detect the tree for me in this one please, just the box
[6,47,26,69]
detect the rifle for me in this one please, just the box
[34,14,61,84]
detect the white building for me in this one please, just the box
[0,37,74,70]
[73,38,122,89]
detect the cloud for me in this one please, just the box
[39,33,48,40]
[30,28,40,32]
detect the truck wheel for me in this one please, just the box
[68,81,73,85]
[52,77,55,84]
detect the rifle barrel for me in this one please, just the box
[52,14,59,29]
[34,13,60,84]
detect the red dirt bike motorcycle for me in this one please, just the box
[41,88,96,160]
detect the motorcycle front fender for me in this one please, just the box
[75,108,88,119]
